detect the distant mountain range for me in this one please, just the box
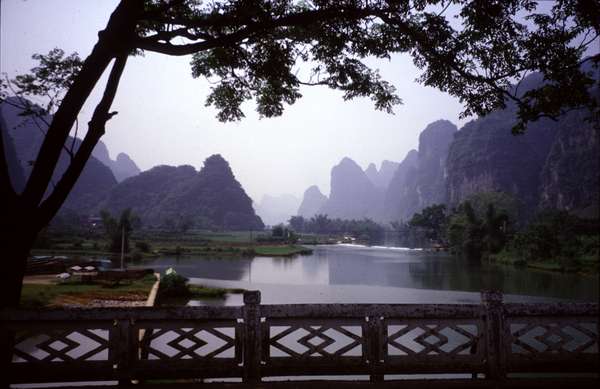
[365,160,399,189]
[92,141,140,182]
[318,157,384,220]
[3,68,597,229]
[297,185,328,218]
[1,98,263,230]
[297,73,599,223]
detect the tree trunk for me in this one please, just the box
[21,0,142,207]
[0,207,37,387]
[0,207,37,309]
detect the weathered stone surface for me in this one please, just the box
[538,109,600,218]
[445,107,557,220]
[383,120,456,222]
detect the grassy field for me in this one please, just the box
[20,274,248,308]
[490,251,599,274]
[253,245,313,256]
[33,229,316,260]
[20,274,157,308]
[156,284,246,306]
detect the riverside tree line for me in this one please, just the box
[286,191,599,272]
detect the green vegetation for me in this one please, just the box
[388,190,598,272]
[447,201,510,262]
[158,269,244,305]
[393,191,598,273]
[288,215,385,244]
[189,285,246,298]
[100,208,140,253]
[20,274,156,308]
[392,193,515,259]
[391,204,449,248]
[492,211,599,273]
[253,245,312,256]
[31,227,315,263]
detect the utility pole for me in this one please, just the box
[120,224,125,271]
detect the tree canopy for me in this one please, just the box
[9,1,599,124]
[137,0,599,129]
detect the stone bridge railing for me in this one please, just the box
[1,291,598,388]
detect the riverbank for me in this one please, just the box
[32,238,313,260]
[489,250,599,275]
[20,273,158,308]
[253,245,313,256]
[20,271,247,308]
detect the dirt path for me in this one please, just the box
[23,274,58,284]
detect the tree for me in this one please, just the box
[310,214,331,234]
[288,216,306,232]
[408,204,447,244]
[272,224,285,238]
[459,201,485,262]
[100,208,140,253]
[447,200,511,262]
[0,0,599,308]
[482,204,510,254]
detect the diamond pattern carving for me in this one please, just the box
[268,325,363,359]
[13,329,109,363]
[387,324,478,357]
[144,327,236,360]
[510,322,598,355]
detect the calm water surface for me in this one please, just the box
[133,244,598,304]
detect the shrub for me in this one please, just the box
[159,268,191,298]
[135,241,151,253]
[130,249,143,261]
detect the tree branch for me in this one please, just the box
[144,27,213,43]
[0,96,78,160]
[137,7,381,56]
[22,0,139,209]
[37,54,128,229]
[0,116,17,202]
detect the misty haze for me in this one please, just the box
[1,0,598,387]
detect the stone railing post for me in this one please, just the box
[112,318,134,386]
[243,291,261,384]
[368,315,384,382]
[481,290,506,382]
[0,323,15,388]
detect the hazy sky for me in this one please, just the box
[1,0,470,202]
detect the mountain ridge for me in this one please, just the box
[99,155,264,230]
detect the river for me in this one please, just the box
[132,244,599,304]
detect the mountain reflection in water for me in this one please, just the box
[133,245,598,303]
